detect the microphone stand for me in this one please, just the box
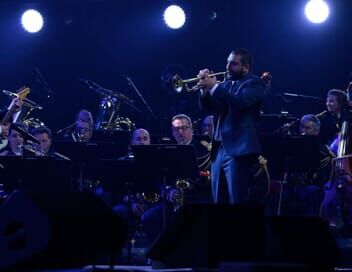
[56,122,76,135]
[80,79,142,113]
[278,92,324,102]
[124,76,156,118]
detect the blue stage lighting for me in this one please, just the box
[163,5,186,29]
[305,0,329,24]
[21,9,44,33]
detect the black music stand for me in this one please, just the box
[54,141,129,161]
[97,159,136,206]
[259,135,321,215]
[0,157,73,193]
[132,144,200,231]
[260,135,321,178]
[53,141,130,190]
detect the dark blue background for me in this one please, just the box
[0,0,351,134]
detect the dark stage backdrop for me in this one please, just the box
[0,0,351,135]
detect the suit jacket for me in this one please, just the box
[200,73,265,157]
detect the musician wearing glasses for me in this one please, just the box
[198,48,266,204]
[167,114,210,202]
[142,114,210,243]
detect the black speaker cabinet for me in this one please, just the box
[0,192,128,271]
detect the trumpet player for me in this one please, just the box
[199,48,266,204]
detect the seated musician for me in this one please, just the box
[202,115,214,139]
[293,114,326,216]
[71,109,94,142]
[141,114,211,243]
[31,126,53,156]
[167,114,211,203]
[113,128,152,233]
[119,128,151,160]
[0,123,26,156]
[319,89,348,145]
[0,98,24,149]
[300,114,320,136]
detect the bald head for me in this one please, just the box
[202,115,214,137]
[131,128,151,145]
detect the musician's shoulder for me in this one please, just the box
[0,149,9,156]
[244,74,265,86]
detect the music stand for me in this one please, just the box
[0,157,73,193]
[96,159,137,206]
[53,141,129,161]
[259,135,321,215]
[260,135,321,178]
[53,141,130,190]
[132,144,200,231]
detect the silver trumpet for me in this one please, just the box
[171,71,227,93]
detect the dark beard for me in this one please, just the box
[229,70,245,80]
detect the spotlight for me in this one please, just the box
[305,0,329,24]
[163,5,186,29]
[21,9,44,33]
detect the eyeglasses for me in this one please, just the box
[172,126,191,131]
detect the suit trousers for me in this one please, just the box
[211,143,255,204]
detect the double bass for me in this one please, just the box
[331,82,352,187]
[326,82,352,224]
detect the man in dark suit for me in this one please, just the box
[199,48,265,204]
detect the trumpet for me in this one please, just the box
[172,71,227,93]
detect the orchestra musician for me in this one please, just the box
[295,114,327,216]
[141,114,210,242]
[199,48,266,204]
[0,123,27,156]
[0,97,24,149]
[31,126,54,156]
[113,128,153,233]
[202,115,214,139]
[71,109,94,142]
[319,89,348,145]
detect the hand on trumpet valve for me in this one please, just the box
[198,69,217,92]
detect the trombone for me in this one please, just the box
[171,71,227,93]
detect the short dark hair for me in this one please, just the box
[231,48,253,69]
[9,123,27,137]
[31,126,52,139]
[327,89,347,107]
[171,114,192,128]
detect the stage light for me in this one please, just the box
[305,0,329,24]
[163,5,186,29]
[21,9,44,33]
